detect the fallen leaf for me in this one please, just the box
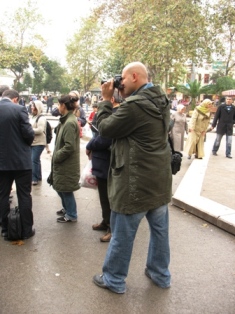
[11,240,25,246]
[202,224,208,228]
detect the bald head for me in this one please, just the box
[121,62,148,97]
[123,62,148,78]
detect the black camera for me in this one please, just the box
[101,74,123,90]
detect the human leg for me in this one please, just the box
[212,133,223,155]
[31,145,45,183]
[15,170,34,238]
[100,211,146,293]
[145,204,171,288]
[0,171,14,233]
[96,177,111,226]
[226,134,232,157]
[57,192,77,221]
[57,191,66,208]
[95,177,111,241]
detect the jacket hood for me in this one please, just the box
[126,85,170,120]
[33,100,44,115]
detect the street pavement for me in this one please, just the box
[0,111,234,314]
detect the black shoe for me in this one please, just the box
[56,208,66,216]
[212,152,218,156]
[226,155,232,159]
[22,228,35,240]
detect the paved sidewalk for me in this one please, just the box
[172,131,235,235]
[0,125,234,314]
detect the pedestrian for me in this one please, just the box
[69,91,87,127]
[86,90,121,243]
[79,93,85,107]
[30,100,47,185]
[42,95,47,104]
[184,99,213,159]
[88,104,98,138]
[85,94,91,113]
[170,104,188,151]
[19,97,26,106]
[0,89,35,240]
[46,95,54,113]
[171,96,178,111]
[92,62,172,293]
[51,94,80,223]
[0,85,10,100]
[211,96,235,158]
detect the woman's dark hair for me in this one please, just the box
[58,94,78,111]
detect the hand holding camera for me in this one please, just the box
[101,79,115,101]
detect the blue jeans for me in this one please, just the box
[212,133,232,156]
[102,205,171,293]
[31,145,45,182]
[57,192,77,220]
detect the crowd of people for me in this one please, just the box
[0,62,234,295]
[169,96,235,160]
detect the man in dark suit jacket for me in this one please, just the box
[212,96,235,158]
[0,89,35,240]
[46,95,54,113]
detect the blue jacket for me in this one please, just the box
[86,135,111,179]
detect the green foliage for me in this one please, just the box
[70,78,82,91]
[93,0,212,88]
[176,80,211,109]
[42,60,65,93]
[102,50,126,78]
[210,0,235,75]
[66,16,107,92]
[202,76,235,96]
[0,0,46,89]
[23,72,33,89]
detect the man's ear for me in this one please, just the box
[12,97,19,104]
[133,72,138,82]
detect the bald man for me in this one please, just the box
[92,62,172,293]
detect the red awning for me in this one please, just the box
[222,90,235,96]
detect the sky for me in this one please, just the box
[1,0,96,65]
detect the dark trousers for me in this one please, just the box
[96,177,111,226]
[46,105,52,113]
[0,170,33,237]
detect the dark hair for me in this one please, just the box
[113,90,123,103]
[2,89,19,100]
[58,94,78,111]
[0,85,10,96]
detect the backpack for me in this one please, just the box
[36,115,53,144]
[8,206,22,240]
[45,121,53,144]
